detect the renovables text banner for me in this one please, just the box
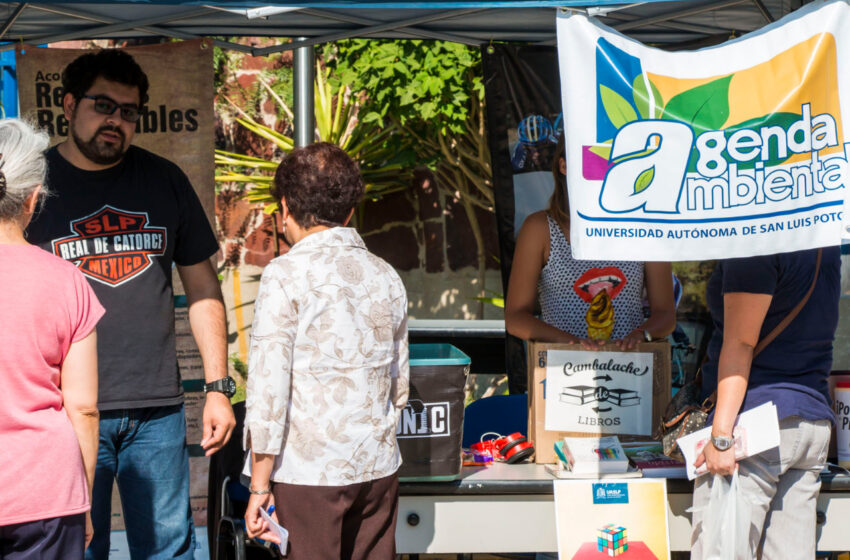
[16,40,215,223]
[557,0,850,261]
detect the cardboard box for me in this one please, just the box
[528,341,671,464]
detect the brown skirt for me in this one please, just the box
[271,472,399,560]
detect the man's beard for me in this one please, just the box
[71,122,127,166]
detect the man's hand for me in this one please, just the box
[201,391,235,456]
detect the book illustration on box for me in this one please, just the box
[560,385,641,408]
[607,389,640,407]
[560,385,598,405]
[620,442,686,479]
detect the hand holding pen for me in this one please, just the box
[245,491,281,544]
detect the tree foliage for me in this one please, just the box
[324,40,485,137]
[325,40,493,313]
[216,63,409,214]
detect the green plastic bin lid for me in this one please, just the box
[409,343,471,366]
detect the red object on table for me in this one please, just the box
[571,541,659,559]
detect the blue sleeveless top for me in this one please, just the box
[538,214,645,339]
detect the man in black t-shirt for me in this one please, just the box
[27,50,235,559]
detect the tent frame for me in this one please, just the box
[0,0,783,55]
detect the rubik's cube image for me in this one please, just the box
[597,524,628,556]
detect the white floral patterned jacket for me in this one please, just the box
[244,227,409,485]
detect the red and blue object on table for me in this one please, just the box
[469,432,535,464]
[597,524,628,556]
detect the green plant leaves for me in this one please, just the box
[634,166,655,194]
[662,75,733,134]
[632,75,663,120]
[600,85,638,129]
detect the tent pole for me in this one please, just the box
[0,4,256,53]
[614,0,749,32]
[294,39,314,149]
[0,3,26,41]
[253,8,485,56]
[297,7,482,45]
[751,0,775,22]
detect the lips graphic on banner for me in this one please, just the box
[52,205,167,287]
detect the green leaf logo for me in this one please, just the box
[632,74,664,120]
[662,75,733,134]
[600,85,639,129]
[634,166,655,194]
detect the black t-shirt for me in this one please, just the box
[27,146,219,410]
[701,246,840,423]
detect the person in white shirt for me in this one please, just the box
[243,142,409,560]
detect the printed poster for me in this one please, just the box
[545,350,653,435]
[554,479,670,559]
[15,39,215,225]
[558,0,850,261]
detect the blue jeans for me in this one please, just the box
[86,404,195,560]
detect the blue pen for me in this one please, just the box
[267,505,275,515]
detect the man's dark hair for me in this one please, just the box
[62,49,149,105]
[272,142,365,228]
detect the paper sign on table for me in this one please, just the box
[545,350,654,435]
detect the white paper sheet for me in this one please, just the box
[260,507,289,551]
[677,402,781,479]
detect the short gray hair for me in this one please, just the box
[0,119,49,221]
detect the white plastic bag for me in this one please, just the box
[700,470,752,560]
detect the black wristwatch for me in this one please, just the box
[204,376,236,398]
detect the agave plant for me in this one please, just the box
[215,62,410,217]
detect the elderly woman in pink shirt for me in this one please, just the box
[0,119,103,558]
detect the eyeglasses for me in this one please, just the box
[82,95,142,123]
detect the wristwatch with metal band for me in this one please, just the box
[203,376,237,398]
[710,434,734,451]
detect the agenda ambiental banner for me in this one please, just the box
[558,0,850,261]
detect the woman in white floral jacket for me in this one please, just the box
[243,142,410,560]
